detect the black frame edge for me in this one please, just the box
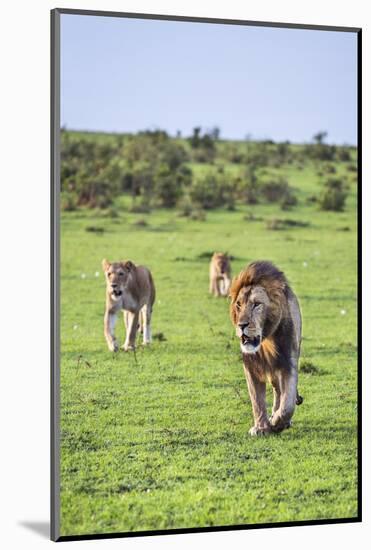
[57,517,361,542]
[51,7,61,543]
[54,7,361,33]
[356,28,362,522]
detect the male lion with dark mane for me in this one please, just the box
[230,261,303,436]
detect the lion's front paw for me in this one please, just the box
[270,415,292,432]
[121,343,135,352]
[249,425,273,437]
[108,341,119,352]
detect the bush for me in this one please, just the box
[61,129,191,211]
[259,177,298,208]
[177,164,193,187]
[178,196,207,221]
[61,192,77,211]
[71,175,115,208]
[337,147,352,162]
[323,163,337,174]
[276,141,289,161]
[239,165,259,204]
[192,148,215,163]
[261,178,289,202]
[190,174,220,209]
[223,143,244,163]
[154,163,183,207]
[61,132,123,209]
[223,179,237,210]
[304,143,336,161]
[189,128,216,163]
[189,127,201,148]
[158,141,188,171]
[306,195,317,204]
[129,161,154,200]
[178,195,193,217]
[245,143,270,167]
[280,191,298,210]
[129,199,151,213]
[189,209,206,221]
[318,177,348,212]
[189,170,237,210]
[189,173,224,209]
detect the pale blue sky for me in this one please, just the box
[61,14,357,144]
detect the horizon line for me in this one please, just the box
[61,127,357,147]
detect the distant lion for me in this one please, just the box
[209,252,232,297]
[102,259,155,352]
[229,261,303,436]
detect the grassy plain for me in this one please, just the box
[60,144,358,536]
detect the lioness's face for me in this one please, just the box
[233,285,270,354]
[214,253,229,275]
[102,260,132,299]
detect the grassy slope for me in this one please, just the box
[60,157,358,536]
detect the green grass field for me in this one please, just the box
[59,156,358,536]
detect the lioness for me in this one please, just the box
[229,261,303,436]
[102,259,155,352]
[209,252,232,297]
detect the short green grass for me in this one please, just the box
[60,160,358,536]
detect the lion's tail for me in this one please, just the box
[296,391,304,406]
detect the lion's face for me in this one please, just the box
[233,285,270,354]
[102,259,133,299]
[213,253,229,275]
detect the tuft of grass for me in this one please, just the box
[152,332,167,342]
[132,218,148,227]
[85,226,105,234]
[299,360,326,376]
[243,212,264,222]
[129,202,151,214]
[266,218,310,230]
[189,209,207,221]
[102,207,121,219]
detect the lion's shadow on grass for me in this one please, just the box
[288,422,357,441]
